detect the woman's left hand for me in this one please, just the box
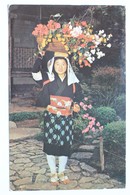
[73,103,80,113]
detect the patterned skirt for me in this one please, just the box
[43,110,74,156]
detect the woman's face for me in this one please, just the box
[54,59,67,76]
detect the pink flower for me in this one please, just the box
[88,116,93,120]
[88,124,93,129]
[81,21,87,27]
[87,104,92,109]
[84,97,88,101]
[99,126,104,131]
[91,127,96,132]
[54,22,61,29]
[96,122,100,127]
[80,102,84,107]
[82,127,89,133]
[83,105,87,111]
[89,120,95,126]
[82,113,89,119]
[92,117,96,121]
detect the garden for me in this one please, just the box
[10,6,126,184]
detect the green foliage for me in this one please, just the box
[38,112,45,129]
[95,106,117,126]
[34,131,44,141]
[103,120,126,145]
[9,112,40,122]
[112,94,126,120]
[90,66,125,106]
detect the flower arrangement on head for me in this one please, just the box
[32,14,112,68]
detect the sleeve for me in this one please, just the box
[74,83,84,103]
[32,58,42,73]
[35,82,50,107]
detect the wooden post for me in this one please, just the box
[99,136,104,171]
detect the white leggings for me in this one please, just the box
[46,154,68,174]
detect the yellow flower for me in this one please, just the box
[64,45,69,51]
[73,49,77,52]
[103,38,107,43]
[79,52,83,57]
[41,39,46,47]
[48,34,52,38]
[61,41,66,45]
[79,59,82,64]
[81,39,85,42]
[62,38,65,42]
[56,34,61,38]
[48,39,52,42]
[73,56,77,60]
[99,37,103,42]
[57,37,62,42]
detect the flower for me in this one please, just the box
[74,96,103,137]
[70,26,82,37]
[32,15,112,68]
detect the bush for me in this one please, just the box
[95,106,117,126]
[90,66,125,106]
[102,120,126,184]
[9,112,40,122]
[34,131,44,141]
[112,94,126,120]
[103,120,126,146]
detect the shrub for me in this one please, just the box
[95,106,117,126]
[34,131,44,141]
[9,112,40,122]
[112,94,126,120]
[90,66,125,106]
[103,120,126,146]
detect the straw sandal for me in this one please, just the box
[50,173,59,186]
[58,172,70,184]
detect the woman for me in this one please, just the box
[40,53,83,185]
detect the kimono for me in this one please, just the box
[40,74,83,157]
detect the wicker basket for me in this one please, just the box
[46,39,68,53]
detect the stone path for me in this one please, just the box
[10,139,125,191]
[9,100,125,190]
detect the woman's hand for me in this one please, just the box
[73,103,80,113]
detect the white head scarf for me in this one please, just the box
[47,57,79,86]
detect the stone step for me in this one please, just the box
[10,127,41,142]
[78,144,96,152]
[70,152,93,160]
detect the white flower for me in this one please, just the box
[70,26,82,37]
[84,51,91,57]
[87,56,94,63]
[91,49,96,55]
[108,34,113,38]
[106,43,112,48]
[103,33,106,37]
[53,13,62,18]
[96,51,105,59]
[98,30,104,35]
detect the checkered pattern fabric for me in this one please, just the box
[43,111,74,146]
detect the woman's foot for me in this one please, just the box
[50,173,59,186]
[58,172,70,184]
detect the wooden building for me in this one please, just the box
[9,5,89,101]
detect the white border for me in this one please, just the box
[0,0,129,195]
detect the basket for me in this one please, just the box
[46,39,68,53]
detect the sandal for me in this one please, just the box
[50,173,59,186]
[58,172,70,184]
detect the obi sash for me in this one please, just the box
[47,95,73,116]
